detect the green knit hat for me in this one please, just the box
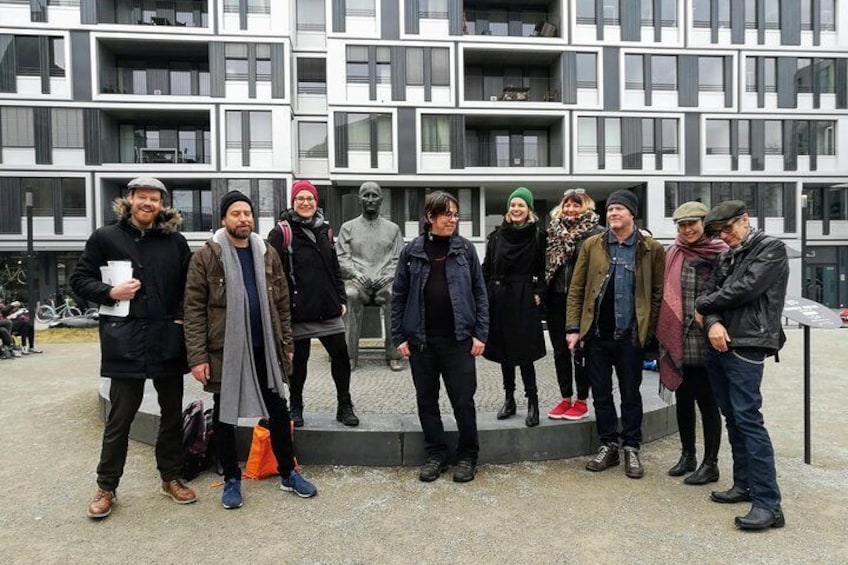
[508,186,534,211]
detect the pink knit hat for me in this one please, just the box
[291,180,319,206]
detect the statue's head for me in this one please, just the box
[359,181,383,218]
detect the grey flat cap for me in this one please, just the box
[704,200,747,228]
[127,177,168,195]
[672,201,709,224]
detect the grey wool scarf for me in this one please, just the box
[213,228,288,425]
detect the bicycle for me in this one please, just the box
[35,297,83,323]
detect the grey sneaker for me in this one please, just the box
[624,447,644,479]
[586,444,620,472]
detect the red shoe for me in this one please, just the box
[561,399,589,420]
[547,399,572,419]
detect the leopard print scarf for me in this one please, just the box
[544,209,600,284]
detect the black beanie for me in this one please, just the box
[220,190,254,219]
[607,190,638,217]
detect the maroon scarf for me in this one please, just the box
[656,235,727,390]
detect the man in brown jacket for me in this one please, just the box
[184,191,317,509]
[566,190,664,479]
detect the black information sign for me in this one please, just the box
[782,296,843,329]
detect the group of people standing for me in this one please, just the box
[70,176,789,531]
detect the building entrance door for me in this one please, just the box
[804,264,838,307]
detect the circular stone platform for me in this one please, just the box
[99,344,677,466]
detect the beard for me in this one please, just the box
[226,225,252,240]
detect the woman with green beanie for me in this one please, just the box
[482,187,547,427]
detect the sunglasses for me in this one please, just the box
[708,216,742,237]
[563,188,586,198]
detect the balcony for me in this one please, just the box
[97,38,210,98]
[464,114,564,170]
[463,0,561,39]
[97,108,211,167]
[464,49,561,103]
[94,0,209,27]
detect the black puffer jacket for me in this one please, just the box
[69,198,191,379]
[695,229,788,354]
[267,210,346,324]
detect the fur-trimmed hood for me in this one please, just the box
[112,197,183,234]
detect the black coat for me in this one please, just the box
[696,230,789,354]
[481,222,546,366]
[69,199,191,379]
[268,211,346,324]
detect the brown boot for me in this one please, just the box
[160,479,197,504]
[87,487,116,519]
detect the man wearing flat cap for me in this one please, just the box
[184,190,318,509]
[695,200,789,531]
[70,177,196,519]
[566,189,665,479]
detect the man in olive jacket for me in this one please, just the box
[184,191,316,509]
[566,190,665,479]
[70,177,196,519]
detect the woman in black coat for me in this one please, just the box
[482,187,547,427]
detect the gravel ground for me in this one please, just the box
[0,327,846,564]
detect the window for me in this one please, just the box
[258,179,274,217]
[346,0,375,18]
[764,0,780,29]
[738,120,751,154]
[660,0,676,26]
[247,0,270,14]
[524,131,548,167]
[256,44,271,82]
[625,54,643,89]
[488,10,508,36]
[297,58,326,94]
[640,0,653,25]
[794,120,810,155]
[665,182,679,216]
[15,36,39,77]
[225,111,242,150]
[817,59,835,93]
[1,107,34,147]
[63,178,86,218]
[431,48,450,86]
[718,0,730,26]
[576,53,597,89]
[693,0,710,27]
[605,118,621,153]
[652,56,677,90]
[764,57,776,93]
[698,57,724,92]
[745,58,757,92]
[296,0,325,31]
[51,109,84,149]
[602,0,619,25]
[801,0,812,30]
[25,178,55,217]
[641,119,654,152]
[249,111,272,149]
[170,64,192,96]
[420,0,447,19]
[406,48,423,86]
[577,117,597,152]
[49,38,65,77]
[298,122,328,158]
[821,0,835,31]
[763,183,784,217]
[346,46,369,84]
[736,183,757,212]
[576,0,596,24]
[422,116,450,152]
[375,115,392,151]
[225,44,248,81]
[815,121,835,155]
[661,119,677,154]
[494,131,510,166]
[796,59,813,94]
[706,120,730,155]
[745,0,757,28]
[172,188,213,232]
[223,0,239,13]
[347,114,370,151]
[764,121,783,154]
[375,47,391,85]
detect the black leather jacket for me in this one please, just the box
[695,229,788,354]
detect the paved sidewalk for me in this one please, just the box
[0,327,846,563]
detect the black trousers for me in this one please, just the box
[11,319,35,348]
[290,332,352,409]
[585,337,644,449]
[97,376,184,491]
[675,365,722,461]
[409,336,479,463]
[547,292,590,400]
[500,363,538,398]
[213,354,295,482]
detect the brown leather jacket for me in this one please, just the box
[183,238,294,394]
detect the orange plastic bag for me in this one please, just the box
[243,421,278,479]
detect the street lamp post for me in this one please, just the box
[25,190,35,316]
[800,194,811,465]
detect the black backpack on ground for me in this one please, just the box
[181,399,217,481]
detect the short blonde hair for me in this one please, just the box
[551,188,595,219]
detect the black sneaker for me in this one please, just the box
[453,459,477,483]
[624,447,644,479]
[586,444,620,472]
[336,404,360,427]
[291,406,304,428]
[419,458,448,482]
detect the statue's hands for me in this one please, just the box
[397,341,411,358]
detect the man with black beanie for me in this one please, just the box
[566,190,665,479]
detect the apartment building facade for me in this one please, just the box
[0,0,846,306]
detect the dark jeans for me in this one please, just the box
[97,376,184,491]
[585,337,644,449]
[409,336,479,463]
[500,363,537,398]
[547,292,590,400]
[213,353,295,482]
[11,319,34,347]
[290,332,352,409]
[705,347,781,510]
[675,365,721,462]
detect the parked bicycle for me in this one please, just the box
[35,296,85,323]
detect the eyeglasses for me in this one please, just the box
[294,195,316,203]
[563,188,586,197]
[710,216,742,237]
[439,211,460,220]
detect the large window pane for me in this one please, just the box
[745,0,757,28]
[1,107,34,147]
[764,58,776,92]
[652,56,677,90]
[51,108,84,148]
[576,0,596,23]
[297,58,326,94]
[794,120,810,155]
[817,59,835,93]
[739,120,751,154]
[225,43,248,81]
[625,54,643,89]
[718,0,730,27]
[249,111,272,149]
[431,48,450,86]
[376,114,392,151]
[15,36,39,76]
[821,0,835,30]
[745,58,757,92]
[661,119,678,154]
[815,121,835,155]
[296,0,325,31]
[764,183,784,217]
[577,117,597,152]
[298,122,328,157]
[764,120,782,154]
[765,0,779,29]
[422,115,449,152]
[225,111,242,149]
[576,53,597,88]
[602,0,619,25]
[706,120,730,155]
[698,57,724,91]
[796,58,813,94]
[665,181,679,216]
[346,46,369,84]
[640,0,653,25]
[801,0,812,30]
[50,38,65,77]
[63,178,86,218]
[348,113,370,151]
[692,183,712,208]
[524,131,548,167]
[642,119,654,152]
[660,0,676,25]
[255,44,271,82]
[406,48,423,86]
[420,0,447,19]
[347,0,375,17]
[258,179,274,217]
[605,118,621,154]
[693,0,710,27]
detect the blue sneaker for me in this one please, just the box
[221,478,243,509]
[280,470,317,498]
